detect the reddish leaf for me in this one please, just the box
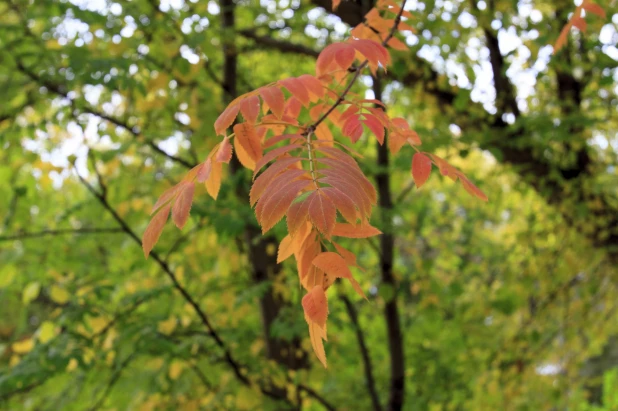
[342,116,363,142]
[312,252,366,299]
[234,122,262,163]
[258,179,311,233]
[215,138,233,164]
[302,285,328,329]
[196,158,213,183]
[572,16,587,32]
[363,114,385,145]
[251,159,304,205]
[285,97,302,118]
[582,1,606,18]
[171,182,195,229]
[459,176,489,202]
[298,74,325,100]
[332,223,382,238]
[151,184,181,215]
[307,190,337,238]
[279,77,310,107]
[214,104,239,135]
[411,153,432,188]
[254,144,303,173]
[332,0,341,10]
[240,95,260,123]
[287,196,312,236]
[259,86,285,118]
[142,203,171,258]
[322,187,358,224]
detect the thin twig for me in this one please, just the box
[0,228,124,242]
[341,295,382,411]
[308,0,408,132]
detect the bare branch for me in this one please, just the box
[0,228,124,242]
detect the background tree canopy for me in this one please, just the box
[0,0,617,409]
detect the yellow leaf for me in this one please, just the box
[0,265,17,288]
[157,317,177,335]
[50,285,70,305]
[37,321,56,344]
[22,282,40,304]
[169,360,184,380]
[12,338,34,354]
[66,358,78,372]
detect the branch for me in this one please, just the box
[308,0,408,132]
[14,61,195,170]
[88,352,136,411]
[73,168,293,405]
[0,228,124,242]
[341,295,382,411]
[239,29,319,57]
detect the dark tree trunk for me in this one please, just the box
[374,74,406,411]
[220,0,307,371]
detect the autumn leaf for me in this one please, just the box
[216,138,233,164]
[411,152,432,188]
[143,203,171,257]
[312,252,366,298]
[302,285,328,329]
[332,222,382,238]
[171,182,195,229]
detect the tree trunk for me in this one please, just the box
[220,0,307,370]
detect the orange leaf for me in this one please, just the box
[285,97,302,118]
[332,223,381,238]
[322,187,358,224]
[234,138,256,170]
[196,159,212,183]
[151,184,181,215]
[582,1,606,18]
[302,285,328,329]
[277,235,295,263]
[258,179,311,233]
[287,196,312,236]
[142,203,170,258]
[333,242,359,268]
[312,252,366,298]
[234,123,262,163]
[332,0,341,10]
[254,144,303,173]
[214,104,239,135]
[308,320,327,368]
[240,95,260,123]
[307,190,337,238]
[459,176,488,202]
[363,114,385,145]
[259,86,285,119]
[216,138,233,164]
[251,166,306,206]
[279,77,310,107]
[171,182,195,229]
[387,36,408,51]
[298,74,325,100]
[206,160,222,200]
[411,153,432,188]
